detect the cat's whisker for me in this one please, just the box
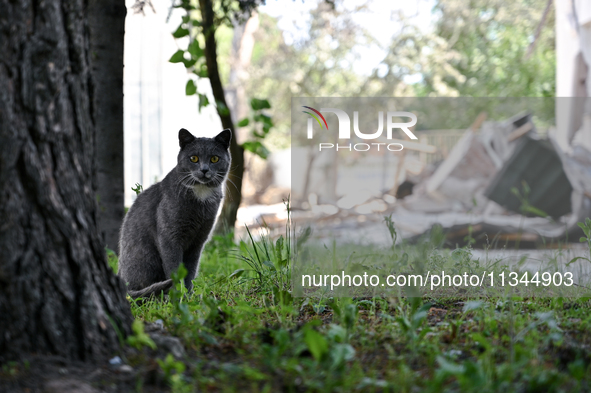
[176,174,196,196]
[224,176,239,193]
[175,173,195,199]
[210,174,237,202]
[179,177,197,199]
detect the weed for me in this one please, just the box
[157,354,193,393]
[106,247,118,273]
[578,218,591,262]
[126,320,156,350]
[131,183,143,195]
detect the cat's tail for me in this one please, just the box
[127,279,174,299]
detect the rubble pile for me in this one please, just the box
[237,111,591,248]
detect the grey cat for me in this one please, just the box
[118,128,232,298]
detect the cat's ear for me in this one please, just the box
[214,129,232,149]
[179,128,196,149]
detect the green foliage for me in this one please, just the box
[241,141,269,159]
[427,0,555,97]
[511,181,549,218]
[568,218,591,265]
[131,183,143,195]
[250,98,270,110]
[0,361,28,378]
[303,323,328,361]
[185,80,197,96]
[579,218,591,255]
[235,98,275,159]
[105,247,118,274]
[395,297,433,345]
[126,320,156,350]
[243,4,375,150]
[125,208,591,392]
[384,214,398,248]
[168,0,273,159]
[242,1,555,151]
[169,50,186,64]
[157,354,193,393]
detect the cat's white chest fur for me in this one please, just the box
[192,184,216,201]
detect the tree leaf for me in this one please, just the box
[237,118,250,127]
[172,26,190,38]
[216,101,230,116]
[196,67,208,78]
[188,39,203,58]
[250,98,271,110]
[182,58,196,68]
[242,141,270,159]
[198,93,209,112]
[185,80,197,96]
[169,50,185,63]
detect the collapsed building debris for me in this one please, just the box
[238,109,590,249]
[484,136,573,218]
[402,112,590,247]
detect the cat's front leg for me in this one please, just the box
[158,238,185,282]
[182,245,204,292]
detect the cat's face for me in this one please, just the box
[177,128,232,187]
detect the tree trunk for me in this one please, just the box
[89,0,127,252]
[0,0,133,362]
[199,0,245,234]
[227,12,259,142]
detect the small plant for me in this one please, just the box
[301,320,356,371]
[330,298,358,340]
[239,98,274,160]
[131,182,143,195]
[105,247,118,273]
[510,181,548,218]
[1,361,20,377]
[567,218,591,265]
[578,218,591,261]
[384,214,398,248]
[236,223,291,293]
[126,319,156,350]
[168,264,194,333]
[157,354,193,393]
[395,297,433,347]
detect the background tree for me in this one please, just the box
[244,0,556,132]
[168,0,267,233]
[0,0,132,362]
[419,0,555,97]
[244,1,373,143]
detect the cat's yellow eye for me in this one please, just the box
[190,156,199,163]
[210,156,219,163]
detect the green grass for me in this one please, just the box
[118,217,591,393]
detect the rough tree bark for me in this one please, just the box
[89,0,127,252]
[0,0,133,362]
[199,0,245,234]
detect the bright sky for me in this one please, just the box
[259,0,436,76]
